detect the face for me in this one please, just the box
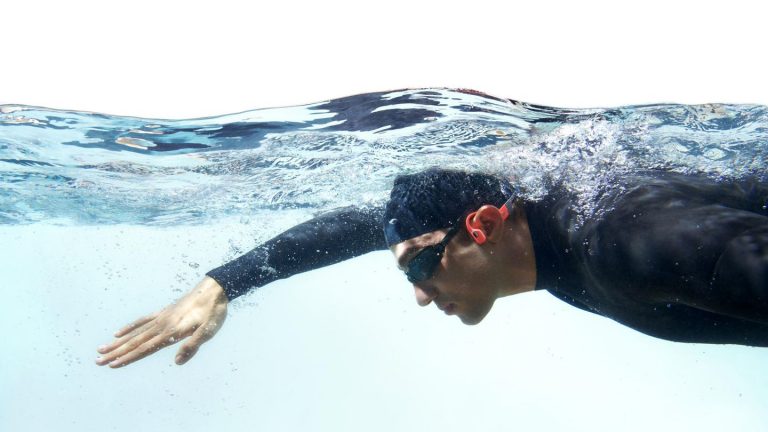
[391,228,499,325]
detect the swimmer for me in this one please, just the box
[96,168,768,368]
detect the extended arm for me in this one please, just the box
[97,205,386,368]
[206,205,387,300]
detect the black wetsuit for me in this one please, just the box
[206,172,768,346]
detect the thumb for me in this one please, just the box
[175,325,211,365]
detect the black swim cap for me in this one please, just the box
[383,168,514,246]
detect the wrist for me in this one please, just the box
[200,276,228,304]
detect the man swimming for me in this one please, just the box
[96,168,768,368]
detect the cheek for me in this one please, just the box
[444,249,488,283]
[441,254,491,297]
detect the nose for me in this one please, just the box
[413,284,437,307]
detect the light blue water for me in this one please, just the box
[1,88,767,432]
[2,88,766,226]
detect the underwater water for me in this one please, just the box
[1,88,767,431]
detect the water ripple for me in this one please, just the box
[1,88,766,225]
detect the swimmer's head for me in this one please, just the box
[383,168,514,246]
[384,168,524,325]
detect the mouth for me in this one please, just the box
[438,302,456,315]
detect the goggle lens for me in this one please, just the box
[403,225,459,283]
[405,246,445,283]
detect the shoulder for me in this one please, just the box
[603,171,768,215]
[586,172,768,285]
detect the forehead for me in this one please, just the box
[390,229,449,269]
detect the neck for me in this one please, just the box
[497,203,537,297]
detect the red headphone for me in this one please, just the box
[464,198,514,245]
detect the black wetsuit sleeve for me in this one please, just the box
[205,206,387,300]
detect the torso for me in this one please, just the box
[526,171,768,345]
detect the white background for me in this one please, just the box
[2,0,767,117]
[2,1,768,432]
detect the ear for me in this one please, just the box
[465,205,505,245]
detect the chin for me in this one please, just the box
[458,314,485,326]
[457,305,493,325]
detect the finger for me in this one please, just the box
[96,325,160,366]
[175,324,215,365]
[113,312,159,338]
[108,332,179,369]
[98,321,157,355]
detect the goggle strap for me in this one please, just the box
[499,197,515,220]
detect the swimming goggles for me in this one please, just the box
[404,223,461,283]
[403,198,514,284]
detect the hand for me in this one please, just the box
[96,276,228,368]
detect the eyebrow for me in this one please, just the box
[397,246,421,270]
[395,227,456,270]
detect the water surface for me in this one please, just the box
[3,88,766,226]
